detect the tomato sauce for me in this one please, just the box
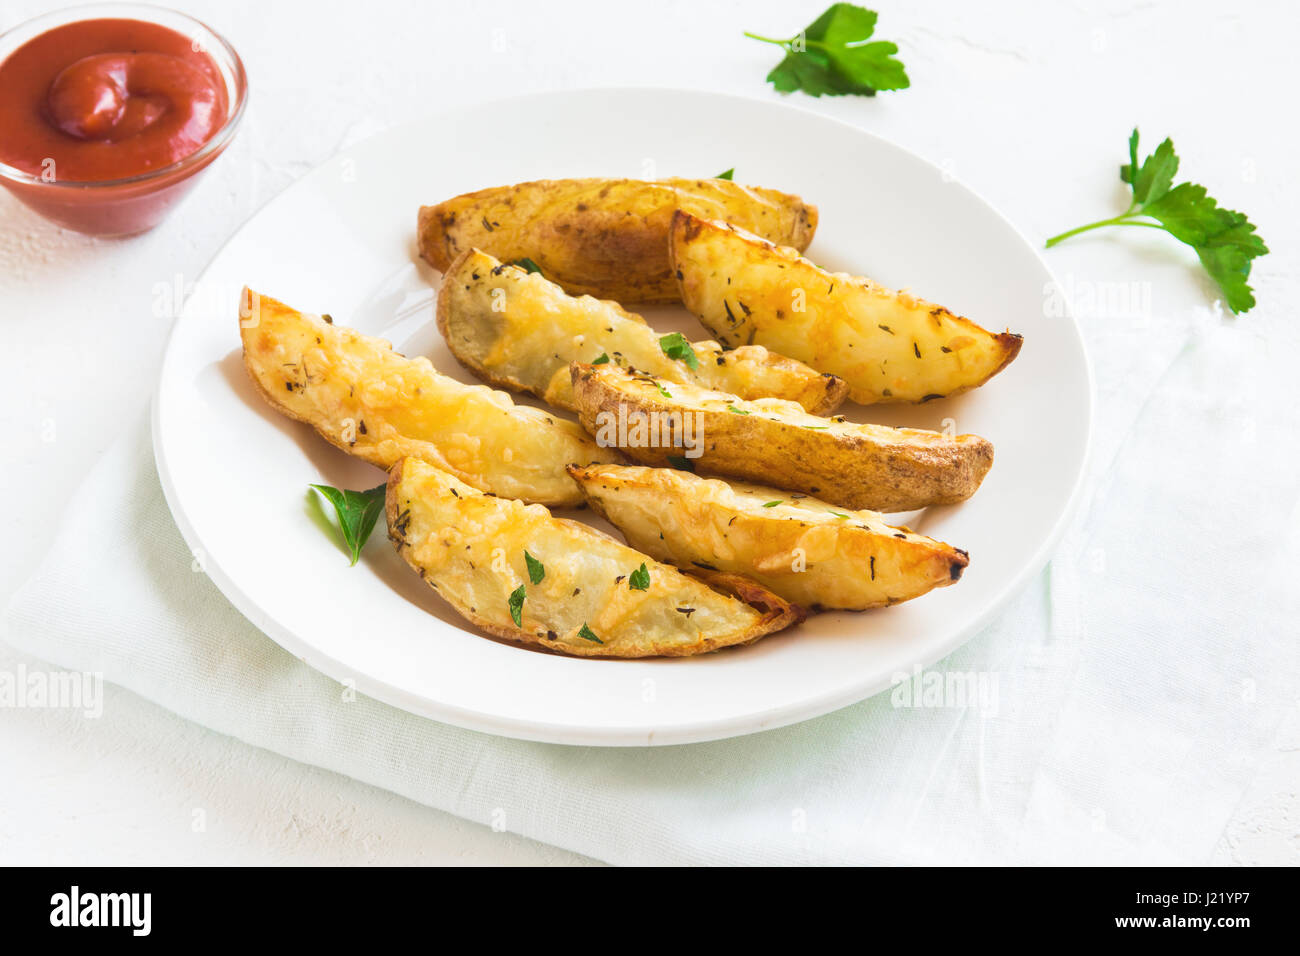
[0,16,240,234]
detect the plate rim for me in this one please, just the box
[152,85,1094,746]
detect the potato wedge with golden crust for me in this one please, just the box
[386,458,803,657]
[238,288,619,508]
[568,464,969,611]
[418,177,818,304]
[670,212,1023,404]
[570,362,993,513]
[437,249,847,415]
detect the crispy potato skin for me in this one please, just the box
[570,363,994,513]
[386,458,803,657]
[419,178,818,304]
[437,248,847,414]
[569,464,969,611]
[239,288,619,507]
[670,212,1023,404]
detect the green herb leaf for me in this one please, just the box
[666,455,695,472]
[578,623,603,644]
[1046,129,1268,314]
[310,483,387,566]
[715,168,735,180]
[828,511,850,519]
[747,4,909,98]
[658,332,700,369]
[628,562,651,591]
[510,257,543,274]
[763,500,783,508]
[727,405,750,415]
[507,584,526,627]
[1131,136,1177,205]
[655,381,673,399]
[1120,128,1140,186]
[525,551,545,585]
[591,352,610,365]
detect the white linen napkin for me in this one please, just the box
[5,309,1297,865]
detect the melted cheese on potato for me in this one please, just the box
[570,464,968,610]
[240,288,619,506]
[437,249,846,414]
[570,362,994,512]
[671,213,1022,404]
[386,458,801,656]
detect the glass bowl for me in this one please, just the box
[0,3,248,236]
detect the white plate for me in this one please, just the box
[154,88,1091,746]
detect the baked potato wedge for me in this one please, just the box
[239,288,619,507]
[670,212,1023,404]
[387,457,803,657]
[570,362,994,513]
[418,177,818,303]
[437,248,847,414]
[568,464,969,611]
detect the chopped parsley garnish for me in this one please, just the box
[310,483,387,566]
[507,584,526,626]
[658,332,700,369]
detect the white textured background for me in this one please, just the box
[1,0,1296,864]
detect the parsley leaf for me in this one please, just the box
[591,352,610,365]
[655,381,673,399]
[628,562,651,591]
[310,483,387,566]
[666,455,695,472]
[727,405,750,415]
[507,584,526,627]
[1047,129,1268,314]
[716,168,735,180]
[524,551,545,585]
[510,257,543,274]
[578,623,603,644]
[658,331,700,369]
[763,500,783,508]
[746,4,909,98]
[1127,132,1177,205]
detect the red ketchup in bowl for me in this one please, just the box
[0,14,244,236]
